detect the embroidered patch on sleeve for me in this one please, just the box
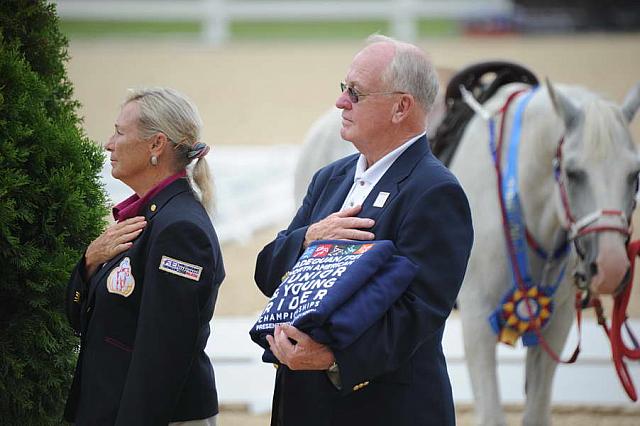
[159,255,203,282]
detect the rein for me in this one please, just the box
[590,241,640,401]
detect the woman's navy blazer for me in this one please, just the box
[64,178,225,426]
[255,137,473,426]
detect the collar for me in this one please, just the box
[315,134,430,219]
[353,132,426,185]
[112,170,187,222]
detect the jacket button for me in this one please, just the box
[353,382,366,391]
[150,204,157,212]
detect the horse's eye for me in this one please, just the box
[629,171,640,192]
[565,169,585,182]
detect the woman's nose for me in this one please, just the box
[105,136,114,151]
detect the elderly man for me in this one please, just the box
[254,35,473,426]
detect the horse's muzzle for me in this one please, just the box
[589,234,631,295]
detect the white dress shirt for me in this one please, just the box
[340,132,426,211]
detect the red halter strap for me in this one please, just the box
[590,240,640,401]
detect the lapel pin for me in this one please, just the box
[373,191,390,208]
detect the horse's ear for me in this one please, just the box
[545,78,580,130]
[621,82,640,123]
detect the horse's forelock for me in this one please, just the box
[580,99,626,159]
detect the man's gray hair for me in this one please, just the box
[125,87,214,212]
[366,34,439,113]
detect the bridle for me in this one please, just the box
[552,137,632,243]
[549,114,640,402]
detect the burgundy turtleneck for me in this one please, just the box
[112,170,187,222]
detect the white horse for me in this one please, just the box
[453,80,640,426]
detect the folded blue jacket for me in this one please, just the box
[250,240,418,363]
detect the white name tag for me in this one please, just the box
[159,255,203,282]
[373,191,390,208]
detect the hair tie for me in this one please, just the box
[187,142,210,159]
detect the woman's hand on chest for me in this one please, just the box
[84,216,147,278]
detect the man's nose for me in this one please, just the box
[336,91,351,109]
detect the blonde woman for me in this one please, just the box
[65,88,223,425]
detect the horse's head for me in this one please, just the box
[547,80,640,295]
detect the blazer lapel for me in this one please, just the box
[358,136,430,223]
[311,157,357,220]
[86,178,193,306]
[86,251,127,308]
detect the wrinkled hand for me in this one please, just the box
[304,205,375,248]
[84,216,146,278]
[267,324,335,370]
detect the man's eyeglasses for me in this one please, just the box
[340,82,406,104]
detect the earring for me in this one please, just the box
[150,155,158,166]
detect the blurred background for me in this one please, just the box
[54,0,640,424]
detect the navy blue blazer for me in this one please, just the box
[255,136,473,426]
[64,178,225,426]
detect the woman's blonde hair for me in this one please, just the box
[125,87,214,212]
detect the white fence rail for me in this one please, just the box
[54,0,513,44]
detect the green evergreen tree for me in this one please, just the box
[0,1,108,423]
